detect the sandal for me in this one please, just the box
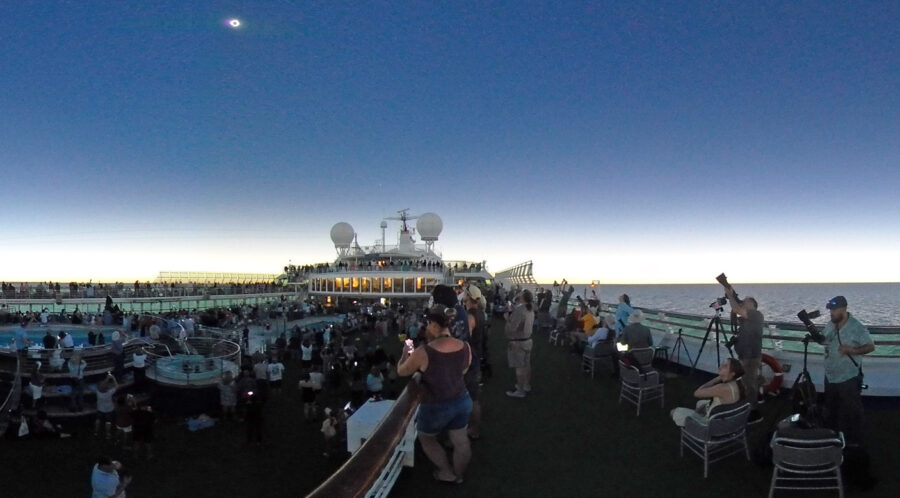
[432,471,458,484]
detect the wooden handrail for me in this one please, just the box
[307,381,423,498]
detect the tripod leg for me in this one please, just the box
[691,318,716,375]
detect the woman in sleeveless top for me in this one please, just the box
[398,304,473,484]
[671,358,745,427]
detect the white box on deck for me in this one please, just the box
[346,398,417,467]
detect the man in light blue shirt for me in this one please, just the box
[14,318,34,351]
[816,296,874,478]
[614,294,634,336]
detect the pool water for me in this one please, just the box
[0,325,124,349]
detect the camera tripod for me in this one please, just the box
[670,327,692,374]
[789,334,821,425]
[690,307,735,376]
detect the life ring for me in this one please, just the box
[760,353,783,394]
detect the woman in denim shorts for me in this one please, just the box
[398,304,473,484]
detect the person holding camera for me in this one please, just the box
[721,279,764,424]
[817,296,875,487]
[398,304,473,484]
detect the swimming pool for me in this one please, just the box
[0,325,124,349]
[147,354,239,384]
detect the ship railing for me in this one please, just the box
[307,381,423,498]
[595,304,900,355]
[0,283,288,301]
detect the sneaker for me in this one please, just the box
[748,410,764,425]
[505,390,527,398]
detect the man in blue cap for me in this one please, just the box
[818,295,875,488]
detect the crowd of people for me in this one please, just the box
[283,260,486,280]
[0,280,285,301]
[1,273,882,494]
[537,278,878,491]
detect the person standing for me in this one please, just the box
[132,405,156,459]
[397,304,473,484]
[218,371,238,420]
[556,286,574,320]
[505,290,534,398]
[266,357,285,396]
[68,351,87,412]
[95,374,118,439]
[614,294,634,337]
[132,348,147,392]
[90,457,131,498]
[13,318,34,357]
[463,285,488,438]
[815,296,876,488]
[43,330,57,349]
[723,285,764,424]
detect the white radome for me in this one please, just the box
[330,222,355,248]
[416,212,443,241]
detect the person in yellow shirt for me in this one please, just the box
[571,305,599,352]
[582,308,598,336]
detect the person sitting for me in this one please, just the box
[587,314,615,348]
[31,410,72,439]
[671,358,745,427]
[570,305,599,352]
[621,310,653,349]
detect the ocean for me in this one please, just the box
[543,283,900,326]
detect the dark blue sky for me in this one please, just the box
[1,1,898,282]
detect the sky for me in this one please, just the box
[1,1,898,284]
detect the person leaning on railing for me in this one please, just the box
[398,304,473,485]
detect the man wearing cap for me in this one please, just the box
[818,295,874,484]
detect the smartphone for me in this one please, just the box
[404,339,414,353]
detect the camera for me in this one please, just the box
[715,273,730,288]
[797,309,824,343]
[709,297,728,309]
[724,335,738,349]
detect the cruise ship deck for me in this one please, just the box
[2,316,895,497]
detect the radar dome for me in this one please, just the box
[330,222,355,248]
[380,221,388,229]
[416,212,443,241]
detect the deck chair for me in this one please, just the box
[618,360,664,416]
[680,402,751,478]
[582,339,616,378]
[627,347,654,370]
[768,430,844,498]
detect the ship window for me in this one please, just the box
[352,278,359,292]
[362,278,370,292]
[383,278,392,291]
[416,277,423,292]
[404,278,414,293]
[373,278,382,292]
[393,278,403,293]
